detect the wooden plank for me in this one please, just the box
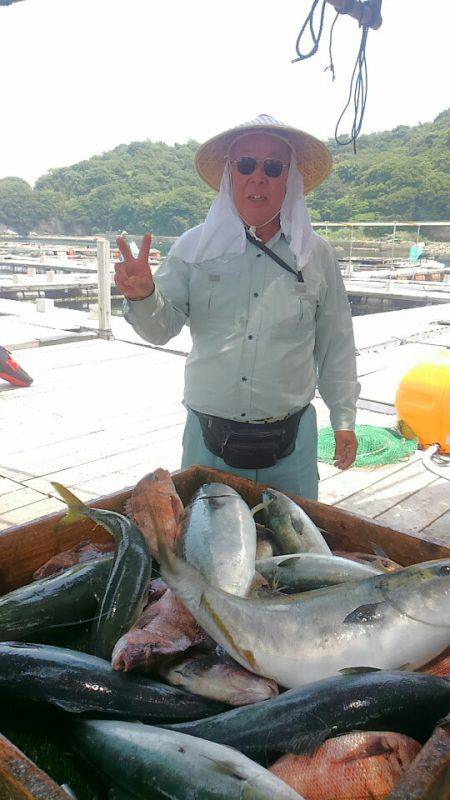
[422,508,450,541]
[23,431,183,495]
[375,478,450,535]
[338,459,438,518]
[0,477,22,497]
[319,454,423,506]
[0,733,70,800]
[0,487,47,515]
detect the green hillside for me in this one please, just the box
[1,110,449,236]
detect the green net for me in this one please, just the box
[317,424,418,468]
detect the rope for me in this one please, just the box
[334,23,369,152]
[422,444,450,481]
[292,0,380,151]
[293,0,328,62]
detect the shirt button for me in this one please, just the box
[256,253,262,258]
[248,335,253,340]
[253,292,259,298]
[241,412,246,417]
[242,376,247,382]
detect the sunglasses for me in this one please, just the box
[230,156,289,178]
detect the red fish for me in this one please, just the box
[269,731,421,799]
[419,646,450,678]
[127,469,184,559]
[33,540,114,580]
[111,584,211,672]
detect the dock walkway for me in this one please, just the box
[1,300,449,545]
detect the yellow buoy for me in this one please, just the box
[395,350,450,454]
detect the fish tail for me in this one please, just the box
[52,481,88,525]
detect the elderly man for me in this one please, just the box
[115,115,359,500]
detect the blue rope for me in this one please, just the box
[0,0,14,6]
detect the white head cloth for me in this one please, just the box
[169,152,316,269]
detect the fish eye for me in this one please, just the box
[438,565,450,576]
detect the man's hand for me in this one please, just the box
[334,430,357,470]
[114,233,155,300]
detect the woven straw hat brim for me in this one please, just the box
[195,118,333,194]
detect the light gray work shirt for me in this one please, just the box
[124,231,360,430]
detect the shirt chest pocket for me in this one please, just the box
[273,286,318,337]
[190,265,241,331]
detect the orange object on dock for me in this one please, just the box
[395,351,450,454]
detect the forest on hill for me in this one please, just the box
[1,110,449,236]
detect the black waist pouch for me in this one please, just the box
[192,406,309,470]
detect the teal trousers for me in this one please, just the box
[181,405,319,500]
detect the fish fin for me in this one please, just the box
[343,601,387,625]
[52,482,88,525]
[204,756,247,781]
[339,666,382,675]
[251,500,271,517]
[341,735,395,763]
[277,556,301,569]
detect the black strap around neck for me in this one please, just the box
[245,229,304,283]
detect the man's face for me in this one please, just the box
[229,133,291,227]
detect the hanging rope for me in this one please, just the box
[334,23,369,152]
[292,0,382,151]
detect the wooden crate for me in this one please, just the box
[0,464,449,798]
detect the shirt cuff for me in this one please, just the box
[330,411,356,432]
[123,289,162,322]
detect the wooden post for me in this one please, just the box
[97,238,114,340]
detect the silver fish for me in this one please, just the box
[256,553,381,593]
[262,488,331,555]
[161,647,278,706]
[159,543,450,689]
[73,719,303,800]
[177,483,256,596]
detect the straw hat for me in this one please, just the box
[195,114,333,194]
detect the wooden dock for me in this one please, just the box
[1,300,449,545]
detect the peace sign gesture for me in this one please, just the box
[114,233,155,300]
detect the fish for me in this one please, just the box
[52,482,153,661]
[385,714,450,799]
[33,540,114,580]
[256,552,381,593]
[269,731,421,799]
[334,550,401,573]
[261,488,331,555]
[160,646,279,706]
[168,670,450,764]
[158,541,450,688]
[111,584,211,673]
[0,642,226,721]
[256,524,275,560]
[0,556,113,642]
[72,719,303,800]
[127,468,184,559]
[418,645,450,677]
[177,482,256,596]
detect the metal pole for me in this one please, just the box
[390,221,397,267]
[347,226,354,276]
[97,238,114,340]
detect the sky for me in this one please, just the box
[1,0,449,185]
